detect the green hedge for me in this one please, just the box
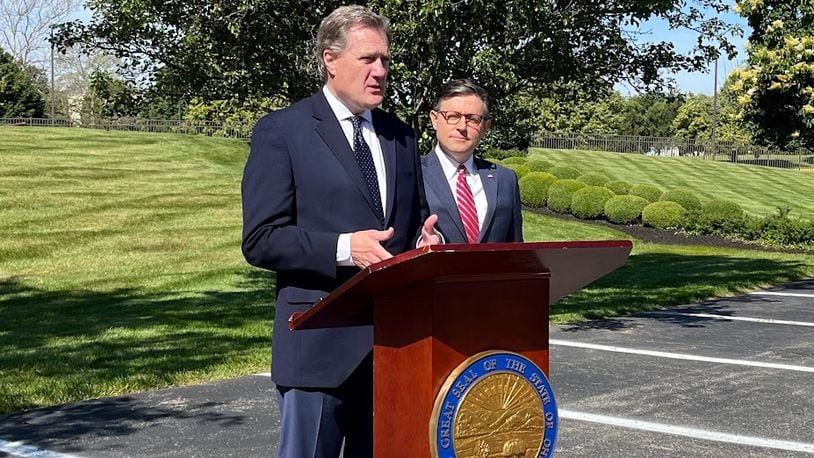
[604,195,650,224]
[642,201,687,229]
[684,199,745,235]
[743,215,814,247]
[630,183,663,203]
[502,156,528,165]
[519,172,559,207]
[702,199,744,225]
[503,163,531,178]
[604,180,631,195]
[660,189,702,213]
[527,157,553,172]
[571,186,615,219]
[547,179,586,213]
[550,165,582,180]
[577,173,611,187]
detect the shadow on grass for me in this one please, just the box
[552,251,811,329]
[0,269,276,414]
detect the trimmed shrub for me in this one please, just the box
[604,195,649,224]
[526,157,553,172]
[738,214,814,247]
[519,172,558,207]
[685,199,745,235]
[605,180,631,195]
[502,156,528,165]
[547,179,586,213]
[571,186,615,219]
[660,189,702,213]
[577,173,611,187]
[503,164,530,178]
[550,165,582,179]
[702,199,744,225]
[642,201,687,229]
[630,183,662,203]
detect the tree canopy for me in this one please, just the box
[55,1,741,146]
[0,47,47,117]
[730,0,814,149]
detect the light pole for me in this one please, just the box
[712,58,719,144]
[50,26,55,124]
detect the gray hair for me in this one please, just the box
[314,5,390,82]
[433,79,492,118]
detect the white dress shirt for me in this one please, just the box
[434,145,487,231]
[322,86,387,265]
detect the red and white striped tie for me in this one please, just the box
[456,164,480,243]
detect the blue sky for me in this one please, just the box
[628,8,749,95]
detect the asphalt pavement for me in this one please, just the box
[2,279,813,457]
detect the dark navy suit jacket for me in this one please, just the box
[241,91,427,388]
[421,150,523,243]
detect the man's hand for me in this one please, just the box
[418,214,441,247]
[350,228,394,268]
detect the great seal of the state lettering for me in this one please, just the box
[429,351,558,458]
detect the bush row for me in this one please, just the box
[503,156,814,248]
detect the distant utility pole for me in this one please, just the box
[50,26,55,123]
[712,58,719,144]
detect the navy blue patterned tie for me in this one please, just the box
[351,116,385,227]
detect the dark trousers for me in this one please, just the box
[275,355,373,458]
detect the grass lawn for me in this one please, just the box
[2,127,814,414]
[531,147,814,220]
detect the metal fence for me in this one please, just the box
[533,131,814,172]
[5,118,814,172]
[0,117,252,141]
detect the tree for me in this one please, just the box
[0,47,46,117]
[0,0,81,67]
[672,93,714,139]
[56,1,740,147]
[533,89,627,134]
[84,70,141,118]
[729,0,814,149]
[618,93,685,137]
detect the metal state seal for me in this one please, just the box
[430,351,558,458]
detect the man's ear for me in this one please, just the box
[429,110,439,130]
[482,119,492,135]
[323,50,336,78]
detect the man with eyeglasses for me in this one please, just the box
[422,79,523,244]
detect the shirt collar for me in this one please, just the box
[322,85,373,125]
[434,144,476,180]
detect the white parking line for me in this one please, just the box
[641,311,814,327]
[751,291,814,298]
[550,340,814,373]
[0,439,80,458]
[560,409,814,453]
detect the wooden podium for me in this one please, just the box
[290,240,632,457]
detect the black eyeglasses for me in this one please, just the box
[435,110,491,128]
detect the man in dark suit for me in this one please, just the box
[241,5,438,457]
[422,79,523,243]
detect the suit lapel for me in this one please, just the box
[372,109,396,224]
[424,151,467,241]
[311,92,380,219]
[476,157,498,242]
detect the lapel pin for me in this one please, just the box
[487,174,494,178]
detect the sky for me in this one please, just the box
[626,8,750,95]
[65,3,748,97]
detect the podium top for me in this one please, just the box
[290,240,632,330]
